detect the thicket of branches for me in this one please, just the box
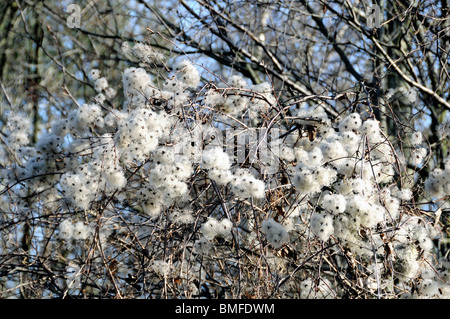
[0,0,449,299]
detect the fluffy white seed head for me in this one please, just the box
[310,213,334,241]
[90,69,101,80]
[231,170,266,199]
[338,113,362,132]
[321,193,347,214]
[95,77,108,92]
[201,147,231,170]
[410,132,423,146]
[174,59,200,88]
[261,218,289,248]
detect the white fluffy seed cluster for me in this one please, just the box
[115,107,170,162]
[200,146,266,199]
[5,112,31,151]
[271,109,439,262]
[59,219,92,241]
[173,59,200,89]
[6,59,201,218]
[122,67,161,110]
[231,169,266,200]
[407,131,427,166]
[201,147,231,171]
[416,263,450,298]
[261,218,289,248]
[90,69,116,101]
[128,42,164,65]
[310,213,334,241]
[201,146,234,187]
[424,158,450,199]
[321,193,346,214]
[121,60,199,115]
[60,143,127,210]
[169,209,195,225]
[204,74,275,119]
[136,148,192,217]
[410,132,423,146]
[10,132,65,195]
[68,103,104,135]
[200,217,233,240]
